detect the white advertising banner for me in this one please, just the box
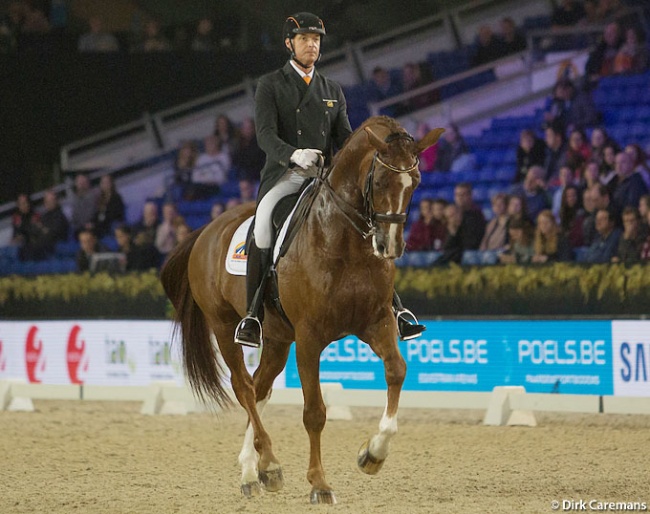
[611,321,650,397]
[0,321,281,388]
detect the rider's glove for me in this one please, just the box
[290,148,322,169]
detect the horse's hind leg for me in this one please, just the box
[357,317,407,475]
[210,322,279,498]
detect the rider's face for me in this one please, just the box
[286,33,320,68]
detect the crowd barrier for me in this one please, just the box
[1,319,650,417]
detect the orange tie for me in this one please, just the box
[303,76,311,85]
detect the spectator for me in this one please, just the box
[76,228,106,272]
[559,185,586,248]
[580,0,602,26]
[191,18,216,51]
[131,201,159,247]
[11,193,40,258]
[505,193,531,232]
[0,1,25,53]
[498,17,526,55]
[435,203,463,264]
[93,174,125,238]
[564,129,591,180]
[193,134,231,198]
[155,202,183,255]
[543,124,568,182]
[612,151,649,215]
[175,222,191,245]
[600,142,619,193]
[613,26,649,74]
[454,182,486,250]
[543,79,575,132]
[171,140,198,201]
[498,217,534,264]
[566,85,601,137]
[612,206,643,263]
[366,66,401,115]
[532,209,573,263]
[415,122,438,172]
[582,160,601,190]
[396,61,437,115]
[552,165,576,218]
[406,198,444,252]
[551,0,586,29]
[584,208,622,263]
[238,179,256,203]
[23,189,69,261]
[479,192,509,251]
[515,129,546,183]
[232,117,265,183]
[471,25,505,67]
[585,21,623,80]
[213,113,236,156]
[434,124,473,172]
[583,184,612,246]
[513,165,551,222]
[589,127,610,171]
[70,173,98,236]
[115,224,160,271]
[131,19,171,52]
[640,208,650,261]
[210,201,225,220]
[624,143,650,189]
[225,197,241,210]
[78,16,119,53]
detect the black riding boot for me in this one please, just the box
[393,290,426,341]
[234,242,272,348]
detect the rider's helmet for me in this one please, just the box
[282,12,326,42]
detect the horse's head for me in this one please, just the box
[362,123,444,259]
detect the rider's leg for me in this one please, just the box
[392,290,426,341]
[234,171,306,347]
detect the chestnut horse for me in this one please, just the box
[160,116,443,504]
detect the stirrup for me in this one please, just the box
[395,308,426,341]
[234,316,263,348]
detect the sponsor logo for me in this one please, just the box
[105,336,133,378]
[66,325,89,384]
[619,341,649,383]
[0,339,6,372]
[232,241,247,260]
[25,325,46,383]
[148,337,178,380]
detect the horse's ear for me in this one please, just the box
[415,128,445,154]
[365,127,389,153]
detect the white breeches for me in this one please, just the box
[254,170,307,249]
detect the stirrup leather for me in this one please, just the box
[234,316,263,348]
[395,308,425,341]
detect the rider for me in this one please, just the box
[234,12,426,348]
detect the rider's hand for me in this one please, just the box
[290,148,322,169]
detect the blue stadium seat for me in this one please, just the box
[461,250,481,266]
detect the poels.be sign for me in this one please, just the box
[0,321,185,386]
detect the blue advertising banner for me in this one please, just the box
[285,321,614,395]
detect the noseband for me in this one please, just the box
[320,131,419,239]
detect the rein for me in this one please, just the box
[319,131,418,239]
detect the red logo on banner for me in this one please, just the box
[67,325,88,384]
[25,325,46,383]
[0,339,6,372]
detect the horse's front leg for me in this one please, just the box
[295,333,337,505]
[357,312,407,475]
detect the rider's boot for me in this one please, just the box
[234,242,272,348]
[393,290,426,341]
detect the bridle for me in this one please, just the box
[320,131,419,239]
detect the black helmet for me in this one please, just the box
[283,12,326,41]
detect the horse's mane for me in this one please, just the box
[331,116,402,168]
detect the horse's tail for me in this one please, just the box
[160,227,232,409]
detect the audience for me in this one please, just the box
[532,209,573,263]
[155,202,183,255]
[512,166,551,222]
[367,66,401,115]
[434,124,474,172]
[515,129,546,184]
[406,198,446,252]
[498,17,526,55]
[612,151,649,215]
[471,25,505,67]
[479,193,509,251]
[171,140,199,201]
[132,201,160,247]
[93,174,125,238]
[76,228,107,272]
[70,174,98,236]
[115,224,161,271]
[551,0,586,29]
[232,117,264,183]
[559,185,585,248]
[191,18,216,52]
[435,203,464,265]
[131,19,172,53]
[543,124,567,182]
[498,217,534,264]
[11,193,40,259]
[613,26,649,75]
[585,21,623,80]
[77,16,118,53]
[194,134,231,197]
[24,190,69,261]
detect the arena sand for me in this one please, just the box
[1,400,649,514]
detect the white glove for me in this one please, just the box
[290,148,322,169]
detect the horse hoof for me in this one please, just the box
[310,488,338,505]
[357,440,385,475]
[240,481,262,498]
[259,467,284,492]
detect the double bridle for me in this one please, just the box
[320,131,419,239]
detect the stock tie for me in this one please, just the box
[303,76,311,85]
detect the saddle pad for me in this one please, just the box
[225,183,315,275]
